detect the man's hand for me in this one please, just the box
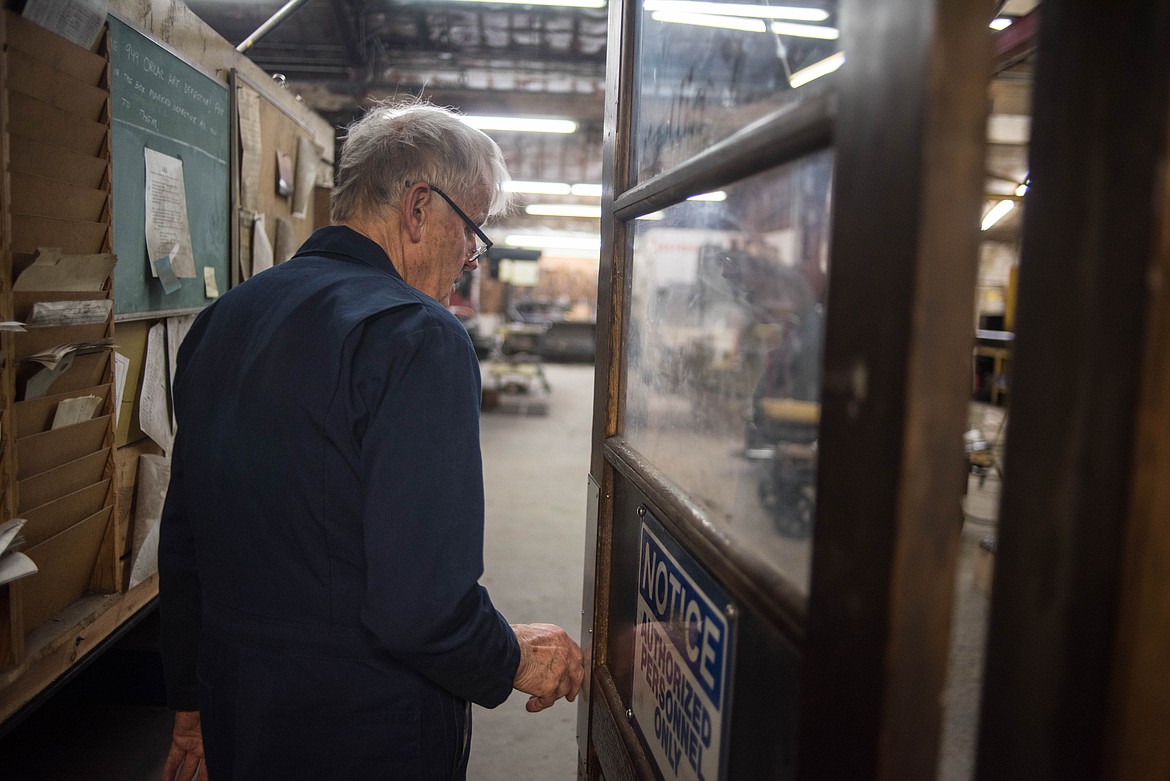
[511,623,585,713]
[162,710,208,781]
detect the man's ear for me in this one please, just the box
[401,182,432,244]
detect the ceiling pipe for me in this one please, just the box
[236,0,316,53]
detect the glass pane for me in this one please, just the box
[623,150,833,592]
[633,0,841,182]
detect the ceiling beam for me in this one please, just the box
[328,0,368,75]
[289,81,605,120]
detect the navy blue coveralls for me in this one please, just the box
[159,226,521,780]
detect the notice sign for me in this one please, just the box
[632,514,734,781]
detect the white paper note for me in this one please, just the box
[238,209,256,282]
[274,217,297,265]
[27,299,112,327]
[237,85,263,212]
[114,351,130,428]
[0,519,25,555]
[52,395,103,429]
[140,322,173,452]
[128,521,159,589]
[129,453,170,588]
[21,0,107,49]
[166,315,196,432]
[145,148,196,279]
[292,135,321,219]
[0,552,37,586]
[0,520,32,587]
[252,213,274,277]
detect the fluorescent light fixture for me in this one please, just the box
[445,0,605,7]
[526,204,602,218]
[981,199,1015,231]
[788,50,845,88]
[460,115,578,134]
[504,180,572,195]
[505,233,601,251]
[651,10,765,32]
[771,21,839,39]
[571,183,603,197]
[990,17,1012,30]
[644,1,829,22]
[514,189,725,215]
[650,6,837,38]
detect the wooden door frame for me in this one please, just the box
[976,3,1170,778]
[797,1,989,778]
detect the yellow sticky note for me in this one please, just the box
[204,266,220,298]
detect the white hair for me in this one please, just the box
[331,99,513,223]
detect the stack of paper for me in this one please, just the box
[26,337,114,371]
[0,518,37,586]
[52,395,103,429]
[26,299,113,327]
[22,338,115,401]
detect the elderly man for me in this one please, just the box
[159,101,584,781]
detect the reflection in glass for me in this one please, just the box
[634,0,841,181]
[623,151,833,591]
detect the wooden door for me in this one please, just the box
[578,1,991,778]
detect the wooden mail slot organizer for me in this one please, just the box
[0,12,135,725]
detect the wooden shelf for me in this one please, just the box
[0,574,156,723]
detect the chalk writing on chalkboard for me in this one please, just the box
[110,33,226,144]
[108,14,230,319]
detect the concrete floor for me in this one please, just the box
[469,361,593,780]
[938,473,999,781]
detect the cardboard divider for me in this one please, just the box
[13,290,111,323]
[13,383,111,438]
[6,50,108,121]
[10,171,109,223]
[20,479,111,549]
[9,93,107,157]
[9,136,108,189]
[4,12,106,84]
[15,351,110,401]
[10,214,109,256]
[40,351,111,393]
[16,415,111,479]
[20,507,113,634]
[18,448,109,513]
[11,252,117,293]
[13,323,109,362]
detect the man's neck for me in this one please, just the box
[340,215,401,262]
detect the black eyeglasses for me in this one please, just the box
[427,184,493,264]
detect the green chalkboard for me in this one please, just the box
[109,14,230,319]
